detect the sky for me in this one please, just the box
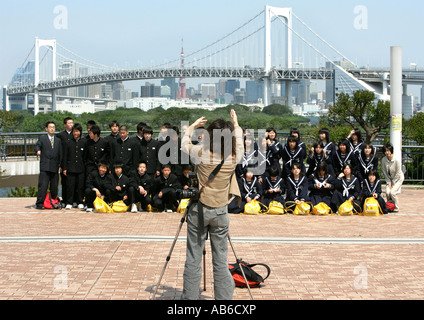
[0,0,423,96]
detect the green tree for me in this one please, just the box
[404,113,424,145]
[328,90,391,143]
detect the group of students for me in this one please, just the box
[227,127,403,215]
[35,117,402,215]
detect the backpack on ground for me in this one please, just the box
[229,260,271,288]
[386,200,396,213]
[43,192,60,209]
[361,197,383,216]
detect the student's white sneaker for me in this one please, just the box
[86,208,93,213]
[77,204,84,209]
[131,204,138,213]
[65,204,72,210]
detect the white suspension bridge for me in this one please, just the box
[3,5,424,115]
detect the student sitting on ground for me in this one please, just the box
[361,169,388,215]
[104,162,133,211]
[356,143,378,185]
[128,162,153,212]
[228,167,262,214]
[261,165,285,208]
[84,162,110,212]
[152,164,181,212]
[308,161,335,208]
[285,163,310,212]
[332,163,362,214]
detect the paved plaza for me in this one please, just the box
[0,188,424,300]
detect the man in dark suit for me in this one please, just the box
[56,117,73,207]
[35,121,62,209]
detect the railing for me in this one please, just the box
[1,132,423,183]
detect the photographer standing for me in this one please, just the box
[181,109,244,300]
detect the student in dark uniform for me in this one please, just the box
[104,162,132,210]
[265,127,283,176]
[262,165,285,207]
[34,121,62,209]
[62,123,87,209]
[85,125,111,175]
[104,120,120,150]
[128,162,153,212]
[306,141,334,177]
[140,126,161,178]
[152,164,181,212]
[56,117,74,207]
[308,161,335,207]
[318,127,336,160]
[281,135,306,179]
[332,163,362,214]
[228,167,263,214]
[285,163,310,212]
[356,143,378,185]
[111,125,140,176]
[84,162,110,212]
[332,138,357,177]
[347,128,364,158]
[361,169,388,215]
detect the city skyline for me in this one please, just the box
[1,1,423,98]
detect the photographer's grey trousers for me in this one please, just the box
[182,201,235,300]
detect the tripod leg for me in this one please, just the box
[152,209,189,300]
[228,234,254,300]
[203,246,206,292]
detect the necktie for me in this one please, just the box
[50,137,54,148]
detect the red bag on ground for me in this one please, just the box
[43,193,60,209]
[229,260,271,288]
[386,201,396,213]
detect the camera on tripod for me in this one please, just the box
[176,172,200,201]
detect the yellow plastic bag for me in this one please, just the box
[111,200,129,213]
[242,200,266,215]
[93,197,113,213]
[293,202,312,215]
[267,201,286,215]
[177,199,190,214]
[312,202,332,216]
[338,200,354,216]
[361,197,382,216]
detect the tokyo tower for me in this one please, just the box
[176,39,188,100]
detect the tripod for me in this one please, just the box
[152,201,254,300]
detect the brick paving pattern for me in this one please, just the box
[0,188,423,300]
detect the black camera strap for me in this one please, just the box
[197,158,225,195]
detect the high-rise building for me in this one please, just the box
[246,81,263,103]
[161,78,178,99]
[225,79,240,96]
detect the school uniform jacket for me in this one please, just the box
[104,173,130,197]
[335,175,361,200]
[139,138,161,175]
[356,151,378,182]
[238,177,262,201]
[361,179,383,198]
[35,134,62,173]
[281,144,306,176]
[262,176,285,200]
[111,137,140,173]
[285,175,309,202]
[56,130,73,167]
[85,171,109,194]
[86,137,111,172]
[63,137,87,173]
[308,174,335,197]
[129,170,154,195]
[153,174,181,195]
[332,149,357,176]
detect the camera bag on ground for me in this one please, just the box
[229,260,271,288]
[43,192,60,209]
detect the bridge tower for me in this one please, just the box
[34,37,57,115]
[264,6,293,107]
[176,39,188,100]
